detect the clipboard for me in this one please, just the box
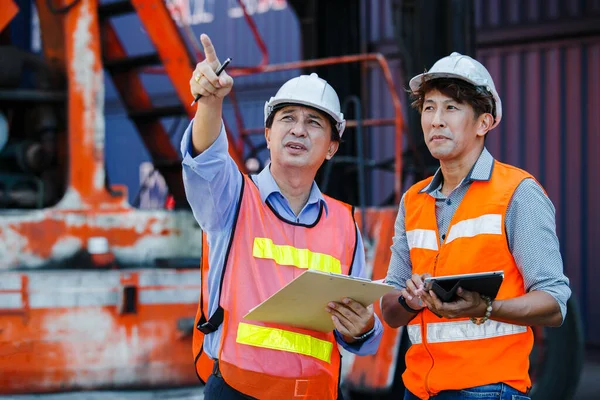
[243,270,395,333]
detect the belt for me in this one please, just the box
[212,359,222,378]
[210,360,256,399]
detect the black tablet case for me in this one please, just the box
[430,273,503,302]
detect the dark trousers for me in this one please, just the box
[204,374,256,399]
[203,361,345,400]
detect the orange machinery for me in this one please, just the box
[0,0,407,395]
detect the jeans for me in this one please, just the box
[404,383,531,400]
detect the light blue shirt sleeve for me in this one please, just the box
[181,120,242,359]
[385,194,412,289]
[334,226,384,356]
[506,178,571,323]
[180,120,242,232]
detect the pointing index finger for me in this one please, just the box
[200,33,220,66]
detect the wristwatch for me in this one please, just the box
[398,295,420,313]
[352,326,375,343]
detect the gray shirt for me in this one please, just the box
[385,148,571,321]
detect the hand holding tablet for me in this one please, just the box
[423,271,504,302]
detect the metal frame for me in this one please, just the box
[229,53,406,203]
[0,0,203,270]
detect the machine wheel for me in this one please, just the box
[529,296,584,400]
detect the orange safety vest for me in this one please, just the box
[192,174,358,399]
[192,231,214,384]
[402,161,535,399]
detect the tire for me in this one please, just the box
[529,296,584,400]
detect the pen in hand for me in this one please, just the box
[190,57,232,106]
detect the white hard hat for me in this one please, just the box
[409,52,503,129]
[264,73,346,138]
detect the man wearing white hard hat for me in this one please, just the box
[381,52,571,399]
[181,34,382,400]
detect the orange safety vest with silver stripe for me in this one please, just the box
[402,161,535,400]
[192,173,358,399]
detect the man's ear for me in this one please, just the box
[476,113,494,138]
[265,127,271,149]
[325,140,340,160]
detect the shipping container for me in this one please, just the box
[474,0,600,346]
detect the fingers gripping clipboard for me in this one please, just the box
[243,270,395,333]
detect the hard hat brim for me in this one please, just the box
[409,72,481,93]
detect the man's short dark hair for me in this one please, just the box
[410,77,496,121]
[265,103,340,142]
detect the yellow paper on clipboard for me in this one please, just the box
[243,270,395,333]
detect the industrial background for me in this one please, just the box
[0,0,598,399]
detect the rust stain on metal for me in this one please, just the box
[71,0,105,174]
[0,210,201,269]
[0,0,201,273]
[0,270,200,393]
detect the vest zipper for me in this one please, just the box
[424,251,440,396]
[421,310,434,397]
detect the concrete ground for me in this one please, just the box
[2,349,599,400]
[573,347,600,400]
[0,388,204,400]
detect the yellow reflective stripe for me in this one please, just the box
[252,238,342,274]
[236,322,333,363]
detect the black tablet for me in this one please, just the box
[423,271,504,302]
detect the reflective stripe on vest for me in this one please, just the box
[407,325,422,344]
[253,237,342,273]
[406,229,439,251]
[407,321,527,345]
[446,214,502,244]
[236,322,333,363]
[427,320,527,343]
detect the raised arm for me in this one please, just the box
[189,34,233,155]
[181,34,240,232]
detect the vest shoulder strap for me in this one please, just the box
[197,171,246,334]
